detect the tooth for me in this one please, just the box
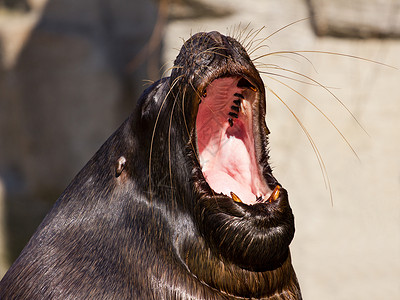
[231,105,240,112]
[230,192,242,203]
[228,112,238,118]
[268,185,281,202]
[233,99,241,106]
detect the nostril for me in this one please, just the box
[208,31,224,44]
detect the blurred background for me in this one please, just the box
[0,0,399,299]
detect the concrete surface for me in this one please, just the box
[308,0,400,38]
[164,0,400,299]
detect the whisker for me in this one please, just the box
[248,18,309,56]
[242,25,260,43]
[235,22,252,44]
[258,69,338,89]
[247,37,272,55]
[253,51,318,73]
[168,90,179,206]
[181,89,200,166]
[267,87,333,205]
[149,74,184,201]
[161,63,183,78]
[142,79,156,87]
[267,75,360,160]
[190,81,203,100]
[253,50,397,70]
[297,50,398,69]
[244,27,267,54]
[262,65,368,135]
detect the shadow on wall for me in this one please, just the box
[0,0,235,277]
[0,0,163,273]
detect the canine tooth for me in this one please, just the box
[268,185,281,202]
[230,192,242,203]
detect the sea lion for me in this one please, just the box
[0,31,301,299]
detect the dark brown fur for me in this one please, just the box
[0,31,301,299]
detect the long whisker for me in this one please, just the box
[253,50,397,70]
[148,74,184,201]
[267,75,360,160]
[248,18,309,56]
[142,79,155,87]
[181,88,200,165]
[254,52,319,73]
[161,64,183,78]
[296,51,398,69]
[235,22,252,44]
[264,18,310,41]
[258,69,337,88]
[267,87,333,204]
[242,25,262,44]
[181,88,191,139]
[244,27,267,54]
[262,66,368,135]
[190,80,203,100]
[168,89,179,205]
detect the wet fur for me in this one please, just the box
[0,32,301,299]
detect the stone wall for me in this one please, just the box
[308,0,400,38]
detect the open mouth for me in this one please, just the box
[196,76,280,206]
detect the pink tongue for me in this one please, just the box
[196,77,271,205]
[201,133,263,204]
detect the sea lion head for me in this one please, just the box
[137,31,295,274]
[0,30,299,299]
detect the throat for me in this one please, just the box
[182,239,297,299]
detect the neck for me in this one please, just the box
[180,238,301,299]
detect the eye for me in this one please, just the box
[202,90,207,98]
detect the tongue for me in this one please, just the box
[201,127,269,205]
